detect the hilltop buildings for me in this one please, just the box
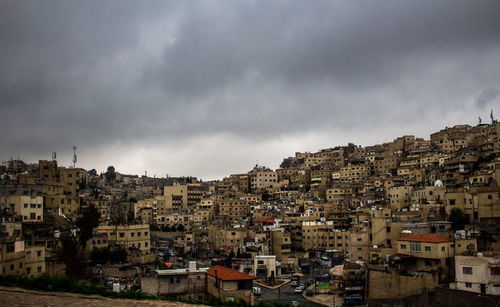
[1,121,500,305]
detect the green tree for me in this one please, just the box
[105,166,116,182]
[77,204,100,250]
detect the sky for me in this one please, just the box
[1,0,500,180]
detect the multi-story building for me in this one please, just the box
[94,224,151,253]
[453,253,500,295]
[301,221,348,251]
[248,166,277,191]
[164,184,208,212]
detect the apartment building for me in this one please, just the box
[301,221,348,251]
[164,184,208,212]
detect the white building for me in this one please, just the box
[453,253,500,295]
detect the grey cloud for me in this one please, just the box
[1,0,500,178]
[475,88,498,108]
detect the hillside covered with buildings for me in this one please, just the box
[1,121,500,306]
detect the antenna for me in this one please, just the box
[72,146,77,168]
[52,151,57,161]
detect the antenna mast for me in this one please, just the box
[72,146,77,168]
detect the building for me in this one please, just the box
[94,224,151,253]
[453,253,500,295]
[207,265,256,304]
[253,255,278,279]
[164,184,207,212]
[141,263,209,300]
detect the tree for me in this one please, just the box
[449,208,470,231]
[77,204,100,250]
[105,166,116,182]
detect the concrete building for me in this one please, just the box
[207,265,256,304]
[453,253,500,295]
[254,255,278,279]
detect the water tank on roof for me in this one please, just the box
[434,180,443,187]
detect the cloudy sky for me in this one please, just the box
[1,0,500,180]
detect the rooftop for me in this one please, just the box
[207,265,256,281]
[398,234,452,243]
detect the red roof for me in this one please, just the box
[398,234,452,243]
[254,218,275,224]
[207,265,256,281]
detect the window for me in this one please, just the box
[441,247,446,252]
[38,266,42,273]
[409,242,421,252]
[425,246,431,252]
[463,267,473,275]
[119,233,125,238]
[24,204,28,208]
[465,282,472,288]
[37,250,41,257]
[401,244,407,250]
[491,268,500,275]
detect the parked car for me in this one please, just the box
[252,286,261,295]
[290,280,299,287]
[294,286,304,294]
[289,300,300,306]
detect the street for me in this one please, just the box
[256,284,325,306]
[255,264,330,306]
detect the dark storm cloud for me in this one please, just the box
[1,0,500,177]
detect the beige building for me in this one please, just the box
[254,255,278,279]
[0,237,25,275]
[208,226,248,250]
[388,186,413,210]
[24,244,45,277]
[453,253,500,295]
[249,166,277,191]
[5,194,43,222]
[94,224,151,253]
[218,198,251,224]
[347,227,370,262]
[0,183,44,222]
[194,198,217,222]
[207,265,256,304]
[301,221,348,251]
[164,184,207,212]
[142,266,209,300]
